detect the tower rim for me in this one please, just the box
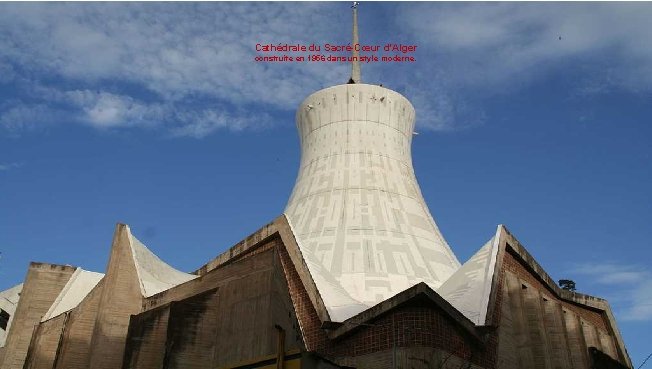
[296,83,416,114]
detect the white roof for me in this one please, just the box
[0,283,22,306]
[42,268,103,322]
[437,234,500,325]
[1,283,23,347]
[39,227,196,322]
[129,233,197,297]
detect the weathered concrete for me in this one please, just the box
[563,306,590,368]
[194,220,278,276]
[495,244,629,368]
[54,279,104,369]
[122,304,170,369]
[0,263,75,369]
[23,313,66,369]
[124,247,303,369]
[541,294,572,368]
[504,272,535,368]
[498,226,631,368]
[88,224,144,369]
[497,276,518,368]
[164,289,219,369]
[2,219,634,369]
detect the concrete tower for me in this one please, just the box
[284,3,461,322]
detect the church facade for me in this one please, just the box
[0,6,632,369]
[0,217,633,369]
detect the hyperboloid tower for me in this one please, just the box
[284,3,461,321]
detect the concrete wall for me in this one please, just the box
[164,289,219,369]
[496,249,625,369]
[194,221,278,276]
[0,263,76,369]
[124,247,303,369]
[143,238,279,310]
[23,314,66,369]
[122,305,170,369]
[54,279,104,369]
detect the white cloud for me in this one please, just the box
[572,262,652,321]
[397,3,652,93]
[65,91,163,129]
[0,3,348,136]
[0,103,61,133]
[627,280,652,321]
[0,3,650,137]
[0,3,351,107]
[169,108,274,138]
[0,162,23,171]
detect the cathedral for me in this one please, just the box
[0,5,632,369]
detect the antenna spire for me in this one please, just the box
[349,2,361,84]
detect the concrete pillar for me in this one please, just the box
[88,225,143,369]
[0,263,75,369]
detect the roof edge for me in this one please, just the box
[188,214,332,323]
[327,282,482,343]
[276,214,332,322]
[501,225,609,308]
[193,220,278,275]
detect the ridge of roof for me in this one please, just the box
[327,282,482,343]
[41,268,104,322]
[128,230,197,297]
[438,231,501,325]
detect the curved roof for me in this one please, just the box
[42,269,103,322]
[129,233,197,297]
[437,234,500,325]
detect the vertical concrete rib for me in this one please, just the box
[504,273,534,367]
[563,309,589,368]
[521,284,552,369]
[541,297,572,368]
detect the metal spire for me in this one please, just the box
[349,2,361,84]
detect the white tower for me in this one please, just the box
[284,3,460,321]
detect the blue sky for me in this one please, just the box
[0,2,651,365]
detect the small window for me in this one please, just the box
[0,309,9,330]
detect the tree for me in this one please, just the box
[558,279,576,291]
